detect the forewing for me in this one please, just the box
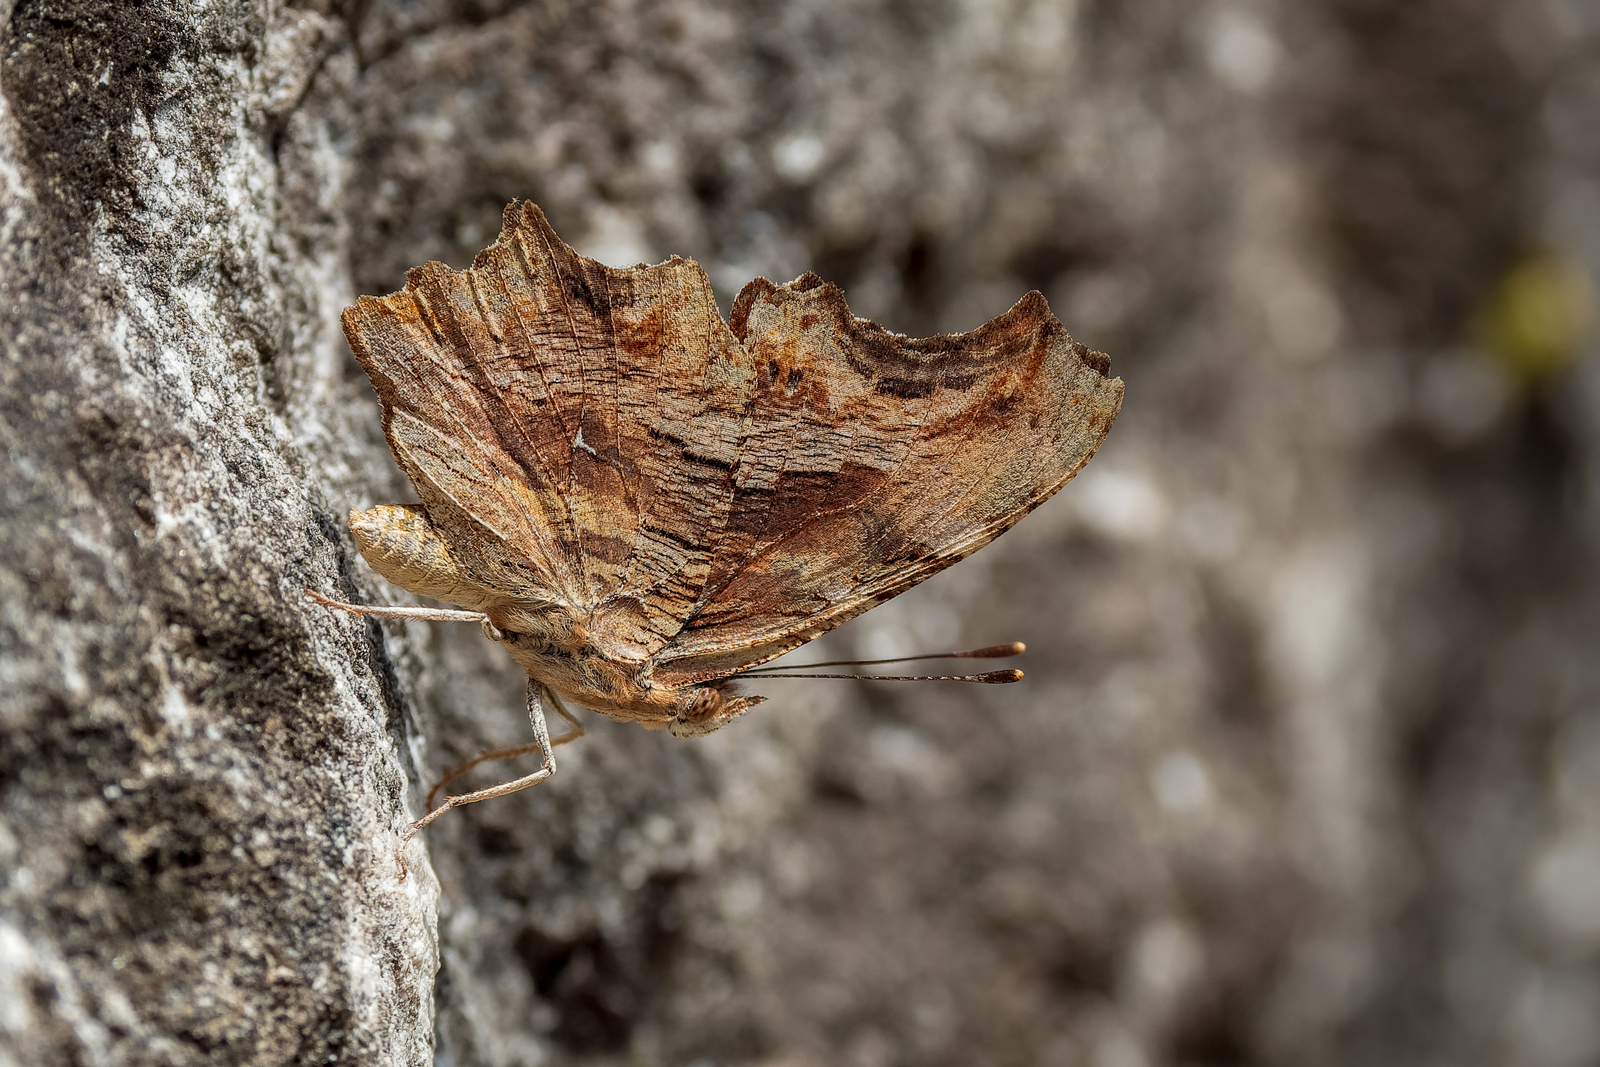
[651,275,1123,685]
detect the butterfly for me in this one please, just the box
[308,201,1122,850]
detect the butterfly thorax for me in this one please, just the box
[483,602,669,720]
[483,608,758,737]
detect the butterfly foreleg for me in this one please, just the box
[543,686,586,745]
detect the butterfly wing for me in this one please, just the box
[648,274,1123,685]
[343,202,1120,682]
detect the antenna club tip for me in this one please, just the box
[961,642,1027,659]
[979,669,1024,683]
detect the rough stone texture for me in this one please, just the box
[0,2,438,1063]
[1,1,1597,1066]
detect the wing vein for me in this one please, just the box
[506,230,573,442]
[534,216,598,600]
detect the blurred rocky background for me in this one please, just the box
[2,0,1598,1064]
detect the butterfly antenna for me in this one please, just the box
[742,669,1023,684]
[738,641,1024,675]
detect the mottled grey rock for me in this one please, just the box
[0,2,435,1063]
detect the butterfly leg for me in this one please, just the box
[425,686,585,810]
[396,678,565,879]
[303,588,488,625]
[545,687,587,743]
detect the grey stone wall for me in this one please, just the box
[1,2,1596,1065]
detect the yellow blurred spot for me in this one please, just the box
[1477,250,1596,383]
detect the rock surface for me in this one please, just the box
[2,1,1597,1065]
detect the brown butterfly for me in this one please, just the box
[308,201,1122,850]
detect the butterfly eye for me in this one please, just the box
[680,686,723,725]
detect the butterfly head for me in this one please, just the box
[475,606,767,734]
